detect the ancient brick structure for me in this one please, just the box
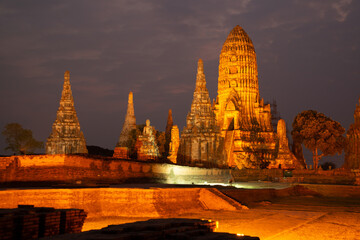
[113,92,137,158]
[0,205,86,239]
[165,109,173,142]
[135,119,160,161]
[345,97,360,169]
[213,25,297,169]
[271,119,305,169]
[168,125,179,164]
[177,59,225,167]
[165,109,173,158]
[46,71,87,154]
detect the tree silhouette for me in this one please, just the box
[2,123,43,155]
[291,110,346,170]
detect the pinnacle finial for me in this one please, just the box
[197,59,203,74]
[128,91,133,104]
[64,71,70,81]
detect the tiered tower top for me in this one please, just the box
[218,25,259,102]
[185,59,217,130]
[46,71,87,154]
[116,91,137,147]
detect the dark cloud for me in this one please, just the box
[0,0,359,166]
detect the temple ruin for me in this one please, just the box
[345,97,360,169]
[135,119,160,161]
[177,59,225,167]
[113,92,137,158]
[272,119,305,169]
[213,25,298,169]
[46,71,88,154]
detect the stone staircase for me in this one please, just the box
[205,188,248,210]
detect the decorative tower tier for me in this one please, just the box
[345,97,360,169]
[177,59,225,167]
[214,26,296,169]
[46,71,87,154]
[113,92,137,158]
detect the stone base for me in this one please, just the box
[137,153,157,161]
[113,147,129,159]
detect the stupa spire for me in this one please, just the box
[195,59,206,91]
[177,59,224,166]
[46,71,88,154]
[116,91,137,147]
[113,91,137,158]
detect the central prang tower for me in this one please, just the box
[214,26,278,168]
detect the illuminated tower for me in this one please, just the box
[214,26,284,168]
[46,71,88,154]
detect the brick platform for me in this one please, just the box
[0,205,87,240]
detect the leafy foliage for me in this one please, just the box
[291,110,346,170]
[2,123,43,155]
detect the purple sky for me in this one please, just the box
[0,1,359,164]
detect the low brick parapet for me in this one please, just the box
[0,205,87,239]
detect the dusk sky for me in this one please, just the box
[0,1,359,164]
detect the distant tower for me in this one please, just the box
[177,59,225,167]
[113,92,137,158]
[46,71,88,154]
[344,97,360,169]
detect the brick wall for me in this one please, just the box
[0,155,232,185]
[0,205,86,240]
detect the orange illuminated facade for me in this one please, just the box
[214,26,297,169]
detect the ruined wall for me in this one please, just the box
[1,155,355,185]
[0,205,86,239]
[0,188,244,218]
[232,168,357,185]
[0,155,232,184]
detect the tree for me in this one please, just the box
[291,110,346,170]
[2,123,43,155]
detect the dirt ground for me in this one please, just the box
[83,195,360,240]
